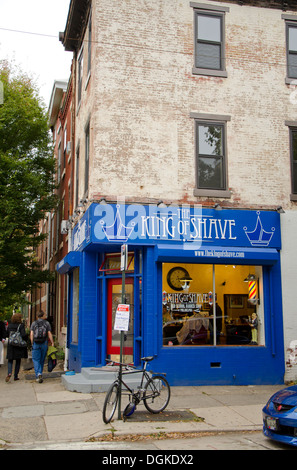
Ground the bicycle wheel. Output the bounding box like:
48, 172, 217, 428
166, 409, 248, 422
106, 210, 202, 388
102, 382, 119, 423
143, 375, 170, 414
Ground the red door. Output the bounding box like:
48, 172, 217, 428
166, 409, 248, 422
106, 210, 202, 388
107, 278, 134, 357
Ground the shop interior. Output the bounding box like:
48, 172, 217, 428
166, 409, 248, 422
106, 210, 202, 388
162, 263, 263, 346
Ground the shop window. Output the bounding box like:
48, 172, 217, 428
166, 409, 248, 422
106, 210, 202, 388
162, 263, 264, 347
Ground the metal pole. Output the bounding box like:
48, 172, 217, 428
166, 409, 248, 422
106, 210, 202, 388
118, 249, 126, 420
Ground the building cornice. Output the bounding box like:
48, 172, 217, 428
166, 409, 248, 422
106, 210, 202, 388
59, 0, 91, 52
208, 0, 297, 11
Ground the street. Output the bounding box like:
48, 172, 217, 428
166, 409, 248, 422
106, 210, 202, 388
5, 431, 295, 451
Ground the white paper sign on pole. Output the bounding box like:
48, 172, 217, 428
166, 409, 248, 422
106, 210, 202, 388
114, 304, 130, 331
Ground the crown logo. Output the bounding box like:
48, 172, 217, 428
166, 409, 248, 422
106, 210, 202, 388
244, 211, 275, 247
100, 205, 134, 242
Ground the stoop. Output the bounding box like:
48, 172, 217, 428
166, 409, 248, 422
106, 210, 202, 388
61, 366, 146, 393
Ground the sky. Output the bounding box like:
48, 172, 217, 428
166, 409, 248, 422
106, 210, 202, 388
0, 0, 73, 106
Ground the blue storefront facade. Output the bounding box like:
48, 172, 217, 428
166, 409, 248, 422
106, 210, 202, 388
57, 202, 285, 386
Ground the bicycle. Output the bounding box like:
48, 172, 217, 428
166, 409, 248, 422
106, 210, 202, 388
102, 356, 171, 424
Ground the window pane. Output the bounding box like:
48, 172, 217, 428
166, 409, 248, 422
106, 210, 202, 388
289, 26, 297, 52
293, 163, 297, 193
292, 131, 297, 160
288, 53, 297, 78
198, 156, 224, 189
198, 15, 221, 42
198, 125, 223, 155
292, 131, 297, 193
196, 43, 221, 70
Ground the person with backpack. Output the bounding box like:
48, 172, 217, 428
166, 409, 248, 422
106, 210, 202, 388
30, 311, 54, 383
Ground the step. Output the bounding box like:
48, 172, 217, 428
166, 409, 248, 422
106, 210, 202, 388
62, 367, 150, 393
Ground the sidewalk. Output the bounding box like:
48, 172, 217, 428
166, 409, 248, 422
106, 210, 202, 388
0, 356, 283, 449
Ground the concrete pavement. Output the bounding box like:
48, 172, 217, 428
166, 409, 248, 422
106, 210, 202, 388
0, 355, 284, 450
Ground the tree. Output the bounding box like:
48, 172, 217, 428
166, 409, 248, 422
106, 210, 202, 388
0, 61, 57, 311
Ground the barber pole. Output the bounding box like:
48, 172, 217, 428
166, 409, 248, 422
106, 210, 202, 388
248, 280, 258, 304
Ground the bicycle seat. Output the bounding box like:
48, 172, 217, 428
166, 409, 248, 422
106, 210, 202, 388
141, 356, 154, 362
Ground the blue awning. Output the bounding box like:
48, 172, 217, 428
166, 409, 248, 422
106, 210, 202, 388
56, 251, 82, 274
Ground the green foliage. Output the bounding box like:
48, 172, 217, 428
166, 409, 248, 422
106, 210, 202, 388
0, 61, 57, 309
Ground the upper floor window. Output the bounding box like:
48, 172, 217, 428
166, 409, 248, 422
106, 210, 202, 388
290, 127, 297, 197
87, 11, 92, 76
84, 122, 90, 196
287, 22, 297, 79
191, 2, 228, 78
285, 121, 297, 201
282, 14, 297, 82
191, 112, 231, 198
77, 48, 83, 105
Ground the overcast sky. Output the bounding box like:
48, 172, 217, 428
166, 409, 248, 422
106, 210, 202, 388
0, 0, 73, 106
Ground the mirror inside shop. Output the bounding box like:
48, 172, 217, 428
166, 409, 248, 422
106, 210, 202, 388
162, 263, 264, 347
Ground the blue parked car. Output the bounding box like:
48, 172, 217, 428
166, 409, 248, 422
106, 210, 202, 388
262, 385, 297, 447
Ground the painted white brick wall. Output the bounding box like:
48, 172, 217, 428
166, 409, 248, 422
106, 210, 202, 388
75, 0, 297, 381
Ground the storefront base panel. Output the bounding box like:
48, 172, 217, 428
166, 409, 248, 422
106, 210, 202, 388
68, 345, 81, 373
150, 348, 285, 387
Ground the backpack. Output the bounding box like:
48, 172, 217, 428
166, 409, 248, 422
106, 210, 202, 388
32, 319, 48, 343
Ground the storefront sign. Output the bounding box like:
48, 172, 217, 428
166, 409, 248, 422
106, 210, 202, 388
72, 203, 281, 251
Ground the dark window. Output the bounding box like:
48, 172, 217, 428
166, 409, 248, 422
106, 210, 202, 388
287, 23, 297, 79
78, 49, 83, 104
290, 128, 297, 194
75, 145, 79, 209
87, 12, 92, 75
84, 123, 90, 195
196, 122, 226, 190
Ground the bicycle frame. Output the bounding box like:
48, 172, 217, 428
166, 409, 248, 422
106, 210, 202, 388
102, 357, 170, 423
108, 359, 155, 402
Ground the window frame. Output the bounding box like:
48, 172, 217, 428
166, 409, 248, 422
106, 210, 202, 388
287, 21, 297, 80
84, 120, 90, 197
282, 14, 297, 83
191, 2, 228, 78
290, 126, 297, 199
77, 47, 84, 106
191, 112, 231, 198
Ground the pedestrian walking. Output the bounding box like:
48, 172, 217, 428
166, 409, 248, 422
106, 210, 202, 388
6, 313, 28, 382
0, 320, 7, 366
30, 311, 54, 383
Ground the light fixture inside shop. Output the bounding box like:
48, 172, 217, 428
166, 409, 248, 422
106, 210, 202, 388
180, 276, 193, 290
243, 273, 257, 282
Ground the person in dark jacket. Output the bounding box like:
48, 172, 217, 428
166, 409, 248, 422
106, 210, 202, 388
6, 313, 28, 382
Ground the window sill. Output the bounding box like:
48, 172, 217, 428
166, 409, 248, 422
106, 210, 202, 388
286, 76, 297, 85
290, 193, 297, 201
193, 188, 231, 198
192, 67, 228, 78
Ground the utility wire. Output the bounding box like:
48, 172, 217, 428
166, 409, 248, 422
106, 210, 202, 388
0, 25, 291, 69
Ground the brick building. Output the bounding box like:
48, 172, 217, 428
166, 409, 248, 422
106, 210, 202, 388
30, 77, 74, 345
53, 0, 297, 385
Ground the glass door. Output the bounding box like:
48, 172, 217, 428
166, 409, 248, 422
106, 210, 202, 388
107, 278, 134, 359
